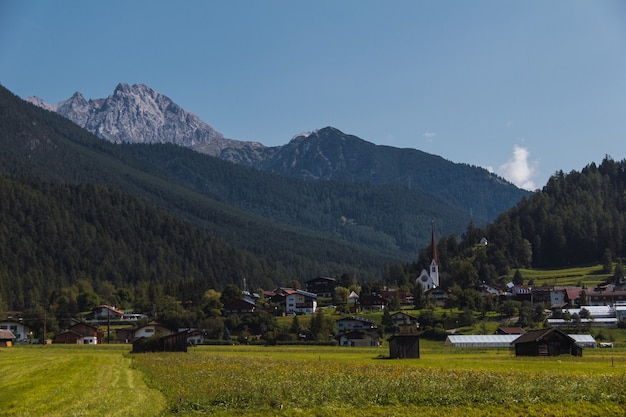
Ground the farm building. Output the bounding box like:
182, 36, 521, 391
388, 334, 420, 358
54, 322, 102, 344
0, 319, 31, 342
569, 334, 597, 348
0, 329, 16, 347
511, 328, 583, 357
445, 335, 518, 349
132, 330, 190, 353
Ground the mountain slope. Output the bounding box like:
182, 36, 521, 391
240, 127, 528, 221
1, 85, 401, 274
27, 84, 529, 221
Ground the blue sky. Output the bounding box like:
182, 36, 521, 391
1, 0, 625, 190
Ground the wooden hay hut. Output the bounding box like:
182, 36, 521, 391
388, 334, 420, 359
511, 328, 583, 357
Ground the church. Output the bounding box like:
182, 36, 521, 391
416, 221, 439, 291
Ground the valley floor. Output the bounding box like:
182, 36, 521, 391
2, 342, 624, 416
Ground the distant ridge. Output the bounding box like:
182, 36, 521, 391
26, 83, 530, 221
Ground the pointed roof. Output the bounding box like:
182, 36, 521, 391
431, 220, 438, 264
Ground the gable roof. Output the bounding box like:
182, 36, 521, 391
390, 311, 419, 320
496, 326, 526, 335
336, 316, 376, 325
511, 328, 575, 345
94, 305, 125, 315
305, 276, 336, 284
0, 329, 16, 340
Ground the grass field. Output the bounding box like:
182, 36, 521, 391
514, 264, 610, 287
0, 344, 166, 417
2, 341, 625, 417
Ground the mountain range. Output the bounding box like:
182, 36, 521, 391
26, 83, 529, 222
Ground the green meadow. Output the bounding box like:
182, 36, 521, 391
1, 342, 625, 417
514, 264, 610, 287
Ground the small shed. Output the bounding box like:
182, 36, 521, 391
0, 329, 16, 347
388, 334, 420, 359
511, 328, 583, 357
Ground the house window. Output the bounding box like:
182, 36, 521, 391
145, 329, 154, 333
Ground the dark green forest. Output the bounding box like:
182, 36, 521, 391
399, 157, 626, 291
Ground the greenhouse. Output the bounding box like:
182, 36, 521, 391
445, 334, 597, 349
445, 335, 518, 348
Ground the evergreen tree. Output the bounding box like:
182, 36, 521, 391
602, 248, 614, 273
614, 259, 624, 284
413, 282, 426, 310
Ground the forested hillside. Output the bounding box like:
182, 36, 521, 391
396, 157, 626, 294
484, 157, 626, 269
0, 84, 477, 265
0, 174, 284, 312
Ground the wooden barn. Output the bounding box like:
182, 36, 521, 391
511, 328, 583, 357
388, 334, 420, 359
132, 330, 189, 353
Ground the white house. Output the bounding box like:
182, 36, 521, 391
134, 321, 174, 339
285, 290, 317, 315
0, 319, 31, 342
336, 316, 376, 333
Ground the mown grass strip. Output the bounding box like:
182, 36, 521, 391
0, 345, 166, 417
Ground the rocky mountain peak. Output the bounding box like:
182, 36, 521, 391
28, 83, 266, 156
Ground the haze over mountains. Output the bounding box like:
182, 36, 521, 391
26, 83, 529, 222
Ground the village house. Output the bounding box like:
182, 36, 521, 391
336, 316, 380, 347
265, 288, 317, 315
133, 321, 174, 339
223, 298, 256, 315
54, 322, 102, 344
496, 326, 526, 335
0, 319, 31, 342
358, 294, 389, 311
381, 288, 413, 306
336, 316, 377, 333
285, 290, 317, 315
337, 330, 381, 347
586, 285, 626, 306
304, 276, 337, 298
92, 305, 124, 320
390, 311, 419, 328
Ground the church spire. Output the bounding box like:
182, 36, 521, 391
431, 219, 438, 265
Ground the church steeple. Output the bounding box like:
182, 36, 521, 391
431, 219, 438, 265
430, 220, 439, 287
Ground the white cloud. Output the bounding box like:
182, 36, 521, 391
497, 144, 538, 191
505, 120, 513, 128
422, 132, 436, 142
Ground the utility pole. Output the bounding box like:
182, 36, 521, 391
107, 308, 111, 344
42, 312, 46, 345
